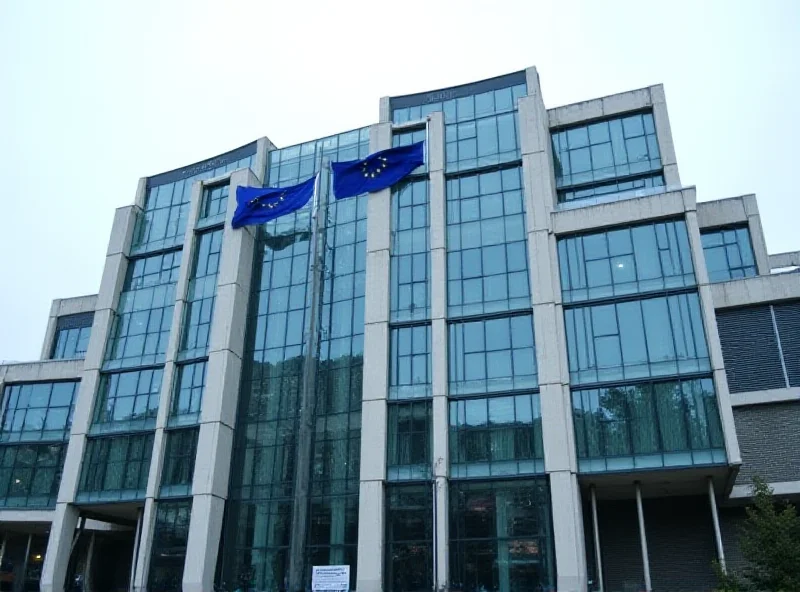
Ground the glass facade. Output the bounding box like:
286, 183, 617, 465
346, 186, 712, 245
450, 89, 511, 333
1, 381, 78, 443
169, 361, 206, 427
160, 428, 198, 498
385, 484, 433, 592
132, 146, 255, 255
572, 377, 726, 472
77, 432, 154, 502
448, 315, 537, 395
179, 229, 222, 360
389, 325, 431, 400
449, 479, 555, 591
105, 251, 182, 370
449, 393, 543, 478
50, 312, 93, 359
552, 112, 663, 203
387, 400, 431, 481
222, 129, 369, 591
558, 220, 695, 303
390, 179, 430, 322
199, 182, 230, 227
0, 443, 66, 508
700, 226, 757, 282
148, 500, 192, 592
91, 368, 162, 434
564, 293, 710, 385
446, 168, 529, 317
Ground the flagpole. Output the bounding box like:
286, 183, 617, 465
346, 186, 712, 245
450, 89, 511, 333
288, 158, 327, 592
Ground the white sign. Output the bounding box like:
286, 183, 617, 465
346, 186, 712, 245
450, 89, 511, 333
312, 565, 350, 591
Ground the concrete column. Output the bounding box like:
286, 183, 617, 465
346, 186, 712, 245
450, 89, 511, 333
684, 206, 742, 466
379, 97, 391, 124
708, 477, 726, 573
635, 483, 652, 592
521, 67, 588, 592
40, 299, 61, 360
182, 168, 258, 592
650, 84, 681, 189
41, 201, 139, 592
590, 486, 604, 592
354, 122, 392, 592
742, 194, 771, 275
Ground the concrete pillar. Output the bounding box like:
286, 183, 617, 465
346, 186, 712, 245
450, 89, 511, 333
742, 194, 771, 275
182, 167, 259, 592
635, 483, 652, 592
520, 66, 588, 592
708, 477, 726, 573
684, 204, 742, 466
40, 299, 61, 360
355, 122, 392, 592
41, 200, 139, 592
650, 84, 681, 189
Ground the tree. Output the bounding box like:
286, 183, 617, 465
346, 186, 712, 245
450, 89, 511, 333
715, 477, 800, 592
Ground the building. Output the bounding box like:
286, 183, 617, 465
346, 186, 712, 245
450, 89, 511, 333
0, 67, 798, 592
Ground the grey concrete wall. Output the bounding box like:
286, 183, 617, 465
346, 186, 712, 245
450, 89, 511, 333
711, 273, 800, 309
770, 250, 800, 270
40, 294, 98, 361
733, 402, 800, 486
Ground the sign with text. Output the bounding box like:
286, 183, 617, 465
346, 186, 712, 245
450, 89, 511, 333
312, 565, 350, 591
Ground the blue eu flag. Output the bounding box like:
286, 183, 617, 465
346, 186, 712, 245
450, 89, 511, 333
231, 175, 317, 228
332, 141, 424, 200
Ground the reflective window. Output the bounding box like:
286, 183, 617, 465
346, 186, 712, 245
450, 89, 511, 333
133, 153, 254, 254
199, 183, 229, 227
169, 361, 206, 427
572, 377, 726, 472
565, 293, 710, 385
92, 369, 162, 434
392, 83, 526, 126
77, 433, 154, 503
148, 500, 192, 592
1, 382, 78, 443
449, 315, 537, 395
449, 479, 555, 592
51, 312, 93, 360
558, 173, 665, 204
385, 484, 433, 592
393, 128, 427, 175
701, 226, 757, 282
552, 112, 662, 203
105, 251, 182, 370
558, 220, 695, 303
449, 394, 543, 478
160, 428, 198, 498
387, 400, 431, 481
391, 179, 430, 322
389, 325, 432, 400
179, 229, 222, 360
447, 168, 530, 317
0, 443, 65, 508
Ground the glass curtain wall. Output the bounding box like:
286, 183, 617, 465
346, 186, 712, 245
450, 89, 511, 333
50, 312, 94, 359
558, 220, 727, 473
700, 226, 757, 282
221, 128, 369, 592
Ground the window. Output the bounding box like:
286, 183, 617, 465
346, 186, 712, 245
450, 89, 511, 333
448, 315, 537, 395
160, 428, 198, 498
558, 220, 695, 303
449, 479, 555, 592
0, 382, 78, 442
387, 401, 431, 481
391, 179, 430, 322
389, 325, 431, 399
701, 226, 757, 282
92, 369, 163, 434
393, 128, 427, 175
392, 83, 526, 126
552, 112, 662, 203
51, 312, 93, 359
148, 500, 192, 592
132, 151, 254, 254
449, 394, 543, 478
169, 361, 206, 427
572, 377, 726, 472
104, 251, 182, 370
306, 494, 359, 590
447, 168, 530, 317
179, 229, 222, 360
385, 484, 433, 592
77, 433, 154, 503
717, 302, 800, 392
558, 174, 665, 204
199, 183, 229, 226
0, 443, 66, 508
565, 293, 710, 385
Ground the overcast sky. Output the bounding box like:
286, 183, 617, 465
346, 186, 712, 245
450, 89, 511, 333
0, 0, 798, 362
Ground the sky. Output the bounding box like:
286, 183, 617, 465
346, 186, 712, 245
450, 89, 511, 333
0, 0, 798, 362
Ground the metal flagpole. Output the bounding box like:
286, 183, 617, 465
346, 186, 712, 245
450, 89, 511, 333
288, 162, 327, 592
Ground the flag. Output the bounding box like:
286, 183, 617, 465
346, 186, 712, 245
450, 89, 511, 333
231, 175, 317, 228
331, 141, 424, 200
